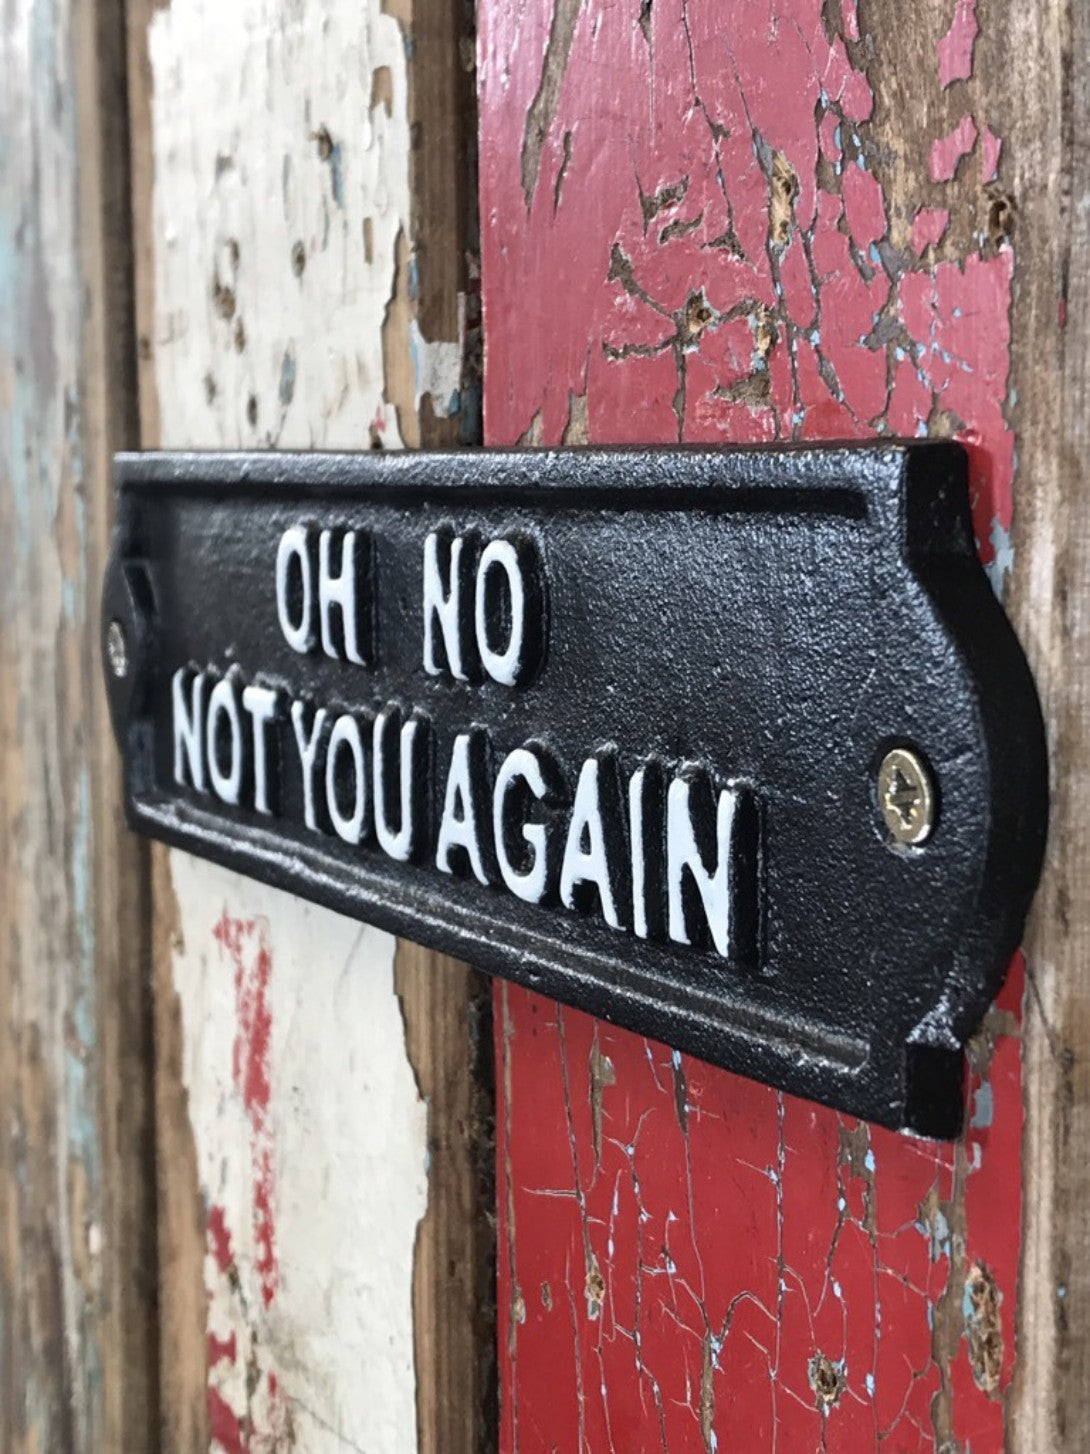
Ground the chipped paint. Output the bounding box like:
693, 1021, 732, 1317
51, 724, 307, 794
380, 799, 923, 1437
409, 305, 466, 419
492, 971, 1024, 1449
482, 5, 1018, 582
981, 125, 1003, 183
913, 206, 951, 254
938, 0, 979, 89
147, 3, 438, 1447
171, 857, 427, 1452
930, 114, 979, 183
480, 0, 1025, 1445
148, 0, 461, 451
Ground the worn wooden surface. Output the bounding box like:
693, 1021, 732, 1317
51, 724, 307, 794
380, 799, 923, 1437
1006, 0, 1090, 1441
479, 0, 1086, 1447
0, 0, 157, 1449
4, 0, 1085, 1445
396, 944, 497, 1454
124, 0, 490, 1448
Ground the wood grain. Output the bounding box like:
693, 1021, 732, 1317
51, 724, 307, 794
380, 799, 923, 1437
0, 0, 156, 1448
396, 6, 493, 1449
396, 946, 497, 1454
406, 0, 481, 449
1003, 0, 1090, 1443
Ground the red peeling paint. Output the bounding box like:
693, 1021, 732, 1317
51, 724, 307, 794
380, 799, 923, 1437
981, 125, 1002, 182
930, 114, 979, 183
937, 0, 979, 88
912, 206, 950, 254
494, 976, 1023, 1452
898, 250, 1015, 555
480, 0, 1023, 1447
208, 1330, 238, 1367
214, 910, 279, 1307
208, 1387, 245, 1454
204, 914, 288, 1453
207, 1201, 234, 1276
842, 163, 886, 251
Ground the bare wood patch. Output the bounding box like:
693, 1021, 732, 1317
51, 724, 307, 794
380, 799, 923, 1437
396, 945, 497, 1454
520, 0, 583, 209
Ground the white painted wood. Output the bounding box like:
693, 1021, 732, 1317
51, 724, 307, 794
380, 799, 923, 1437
171, 856, 426, 1452
146, 1, 431, 1447
148, 0, 413, 451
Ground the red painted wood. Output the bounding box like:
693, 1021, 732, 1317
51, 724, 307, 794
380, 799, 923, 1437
480, 0, 1023, 1447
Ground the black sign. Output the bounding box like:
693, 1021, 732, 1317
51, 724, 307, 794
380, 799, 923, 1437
102, 443, 1047, 1137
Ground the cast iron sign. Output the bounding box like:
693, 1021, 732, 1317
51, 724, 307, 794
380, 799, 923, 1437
101, 443, 1047, 1137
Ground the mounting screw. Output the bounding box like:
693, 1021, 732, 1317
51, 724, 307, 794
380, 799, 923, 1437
106, 619, 129, 679
877, 747, 936, 847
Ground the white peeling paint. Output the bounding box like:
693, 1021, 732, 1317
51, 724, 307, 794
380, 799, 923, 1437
148, 2, 435, 1448
985, 515, 1014, 599
411, 305, 465, 419
149, 0, 412, 449
172, 856, 427, 1452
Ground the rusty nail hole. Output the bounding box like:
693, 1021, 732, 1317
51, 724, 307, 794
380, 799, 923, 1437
312, 124, 334, 162
682, 289, 714, 343
987, 191, 1015, 246
291, 241, 306, 277
808, 1352, 844, 1408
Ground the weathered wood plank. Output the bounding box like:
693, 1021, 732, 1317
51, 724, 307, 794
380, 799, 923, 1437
125, 0, 490, 1447
478, 0, 1083, 1446
396, 945, 496, 1454
1005, 0, 1090, 1441
0, 0, 157, 1448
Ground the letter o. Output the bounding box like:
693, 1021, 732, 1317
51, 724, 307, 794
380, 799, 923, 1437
325, 714, 367, 844
475, 538, 525, 687
276, 526, 315, 653
206, 678, 243, 805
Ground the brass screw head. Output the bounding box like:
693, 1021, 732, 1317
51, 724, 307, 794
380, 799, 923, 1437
106, 619, 129, 679
878, 747, 935, 847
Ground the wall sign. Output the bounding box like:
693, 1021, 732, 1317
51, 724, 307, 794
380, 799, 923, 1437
101, 443, 1047, 1136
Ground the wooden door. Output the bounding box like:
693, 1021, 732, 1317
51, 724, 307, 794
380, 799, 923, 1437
2, 0, 1088, 1450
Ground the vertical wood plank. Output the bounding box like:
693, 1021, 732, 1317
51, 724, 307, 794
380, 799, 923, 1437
125, 0, 490, 1448
0, 0, 157, 1449
477, 0, 1082, 1446
1005, 0, 1090, 1440
396, 945, 497, 1454
405, 0, 481, 451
